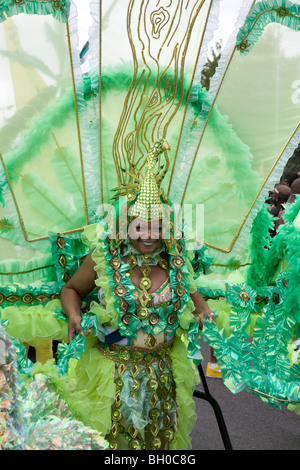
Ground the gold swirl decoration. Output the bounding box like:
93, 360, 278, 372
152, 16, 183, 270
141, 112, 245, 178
150, 6, 170, 39
112, 0, 207, 188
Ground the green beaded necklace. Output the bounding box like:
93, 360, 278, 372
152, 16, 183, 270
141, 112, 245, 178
104, 238, 190, 347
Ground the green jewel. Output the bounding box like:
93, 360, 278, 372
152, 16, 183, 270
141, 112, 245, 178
115, 378, 124, 388
149, 408, 160, 420
109, 441, 118, 450
157, 349, 166, 357
276, 6, 290, 17
127, 191, 136, 202
53, 0, 62, 10
163, 429, 174, 441
132, 350, 143, 362
112, 409, 122, 421
161, 400, 171, 412
132, 378, 140, 391
21, 293, 34, 304
129, 439, 141, 450
144, 353, 154, 363
119, 349, 130, 360
150, 437, 161, 450
137, 307, 150, 319
239, 290, 250, 302
172, 256, 184, 268
237, 39, 251, 53
114, 285, 127, 297
122, 313, 132, 325
175, 285, 185, 297
110, 258, 122, 269
147, 379, 158, 391
159, 373, 168, 385
139, 277, 152, 290
149, 313, 160, 325
167, 313, 177, 325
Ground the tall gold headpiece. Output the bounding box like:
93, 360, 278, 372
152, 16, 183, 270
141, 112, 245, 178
129, 140, 170, 220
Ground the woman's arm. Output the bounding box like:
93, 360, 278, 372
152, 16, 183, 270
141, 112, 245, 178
61, 252, 97, 341
190, 290, 215, 327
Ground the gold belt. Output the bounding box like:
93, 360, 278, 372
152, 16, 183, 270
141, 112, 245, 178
95, 337, 175, 366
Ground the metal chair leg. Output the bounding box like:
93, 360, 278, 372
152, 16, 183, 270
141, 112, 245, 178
193, 363, 233, 450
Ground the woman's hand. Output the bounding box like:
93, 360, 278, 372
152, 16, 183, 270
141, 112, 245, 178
190, 291, 216, 329
206, 311, 216, 323
60, 252, 97, 343
198, 311, 216, 330
68, 313, 84, 342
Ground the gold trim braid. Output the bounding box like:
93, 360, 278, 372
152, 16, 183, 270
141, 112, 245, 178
95, 336, 175, 365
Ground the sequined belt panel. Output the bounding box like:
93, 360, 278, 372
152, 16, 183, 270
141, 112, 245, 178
95, 339, 177, 450
95, 337, 175, 365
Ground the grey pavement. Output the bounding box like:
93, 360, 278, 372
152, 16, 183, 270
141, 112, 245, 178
191, 341, 300, 450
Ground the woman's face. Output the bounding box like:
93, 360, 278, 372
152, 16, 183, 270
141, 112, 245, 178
128, 218, 163, 254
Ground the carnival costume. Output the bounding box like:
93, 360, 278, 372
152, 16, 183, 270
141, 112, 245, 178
56, 139, 207, 450
1, 0, 300, 451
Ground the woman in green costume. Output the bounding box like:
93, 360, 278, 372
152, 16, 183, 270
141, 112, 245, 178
60, 140, 215, 450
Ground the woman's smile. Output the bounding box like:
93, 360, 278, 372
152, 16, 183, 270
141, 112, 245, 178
128, 218, 164, 253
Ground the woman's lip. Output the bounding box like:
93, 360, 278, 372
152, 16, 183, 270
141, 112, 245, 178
139, 240, 158, 246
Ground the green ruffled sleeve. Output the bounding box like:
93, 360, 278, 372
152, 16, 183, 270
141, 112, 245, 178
0, 299, 68, 347
186, 254, 197, 294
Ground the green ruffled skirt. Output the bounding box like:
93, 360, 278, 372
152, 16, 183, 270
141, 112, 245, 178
62, 332, 200, 450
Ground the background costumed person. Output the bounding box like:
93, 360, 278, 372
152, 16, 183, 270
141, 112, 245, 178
60, 139, 216, 450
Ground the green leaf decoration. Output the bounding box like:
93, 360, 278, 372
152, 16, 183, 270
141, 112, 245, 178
0, 50, 58, 80
50, 135, 83, 200
20, 171, 74, 225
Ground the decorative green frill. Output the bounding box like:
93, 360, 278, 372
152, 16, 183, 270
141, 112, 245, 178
202, 275, 300, 409
236, 0, 300, 55
0, 0, 70, 24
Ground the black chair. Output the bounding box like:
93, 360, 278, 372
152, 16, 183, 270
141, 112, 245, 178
193, 363, 233, 450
